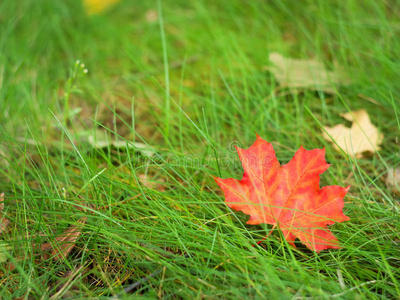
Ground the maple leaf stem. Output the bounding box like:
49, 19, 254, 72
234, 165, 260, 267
256, 224, 277, 245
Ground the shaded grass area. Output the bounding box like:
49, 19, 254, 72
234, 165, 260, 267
1, 0, 400, 298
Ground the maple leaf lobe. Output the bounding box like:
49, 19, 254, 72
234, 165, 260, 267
215, 135, 350, 252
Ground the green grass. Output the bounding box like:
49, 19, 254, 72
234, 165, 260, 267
1, 0, 400, 298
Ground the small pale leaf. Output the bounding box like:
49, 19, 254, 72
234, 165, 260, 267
268, 52, 350, 93
323, 110, 383, 157
386, 167, 400, 193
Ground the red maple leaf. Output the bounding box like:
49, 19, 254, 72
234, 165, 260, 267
215, 135, 350, 252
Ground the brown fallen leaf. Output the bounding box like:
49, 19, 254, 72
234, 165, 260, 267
138, 173, 166, 191
267, 52, 350, 93
41, 217, 87, 260
88, 129, 155, 157
322, 109, 383, 157
386, 167, 400, 194
146, 10, 158, 23
0, 193, 9, 235
83, 0, 120, 15
50, 265, 86, 300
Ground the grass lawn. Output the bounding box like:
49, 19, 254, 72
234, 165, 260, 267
1, 0, 400, 298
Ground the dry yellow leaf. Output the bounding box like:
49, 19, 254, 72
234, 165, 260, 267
268, 52, 350, 93
88, 129, 155, 156
323, 109, 383, 157
145, 10, 158, 23
386, 167, 400, 194
84, 0, 120, 15
138, 173, 166, 191
0, 193, 9, 235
